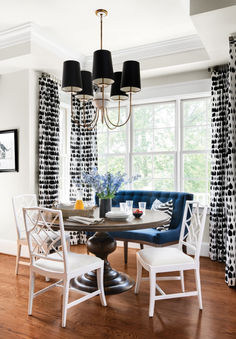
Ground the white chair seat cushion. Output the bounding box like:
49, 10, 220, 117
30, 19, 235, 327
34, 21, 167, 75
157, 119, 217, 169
35, 251, 102, 273
138, 247, 194, 267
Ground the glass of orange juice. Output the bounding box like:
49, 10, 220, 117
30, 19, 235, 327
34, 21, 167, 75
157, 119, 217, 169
74, 190, 84, 210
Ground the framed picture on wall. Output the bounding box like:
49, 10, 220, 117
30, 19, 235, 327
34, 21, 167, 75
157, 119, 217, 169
0, 129, 18, 172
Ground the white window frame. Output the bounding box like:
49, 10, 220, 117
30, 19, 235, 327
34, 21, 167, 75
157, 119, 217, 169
59, 102, 71, 203
179, 96, 211, 204
129, 100, 177, 190
97, 92, 211, 201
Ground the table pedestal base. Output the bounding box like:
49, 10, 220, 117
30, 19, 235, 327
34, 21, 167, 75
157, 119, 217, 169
71, 232, 134, 295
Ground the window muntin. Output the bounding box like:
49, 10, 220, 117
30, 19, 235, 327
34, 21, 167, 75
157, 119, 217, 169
181, 97, 211, 204
97, 96, 211, 204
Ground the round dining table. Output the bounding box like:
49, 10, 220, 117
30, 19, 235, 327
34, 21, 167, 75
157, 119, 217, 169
57, 208, 169, 295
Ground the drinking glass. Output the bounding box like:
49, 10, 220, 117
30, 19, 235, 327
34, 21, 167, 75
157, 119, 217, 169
120, 202, 127, 213
138, 202, 146, 215
126, 200, 133, 214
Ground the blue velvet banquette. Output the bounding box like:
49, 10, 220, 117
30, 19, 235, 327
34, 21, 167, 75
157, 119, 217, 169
95, 190, 193, 264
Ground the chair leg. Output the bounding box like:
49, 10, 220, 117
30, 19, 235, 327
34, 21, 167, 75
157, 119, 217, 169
28, 271, 35, 315
62, 279, 70, 328
134, 257, 142, 294
97, 266, 107, 307
15, 243, 21, 275
149, 271, 156, 317
194, 268, 203, 310
180, 270, 185, 292
66, 237, 70, 251
124, 241, 128, 264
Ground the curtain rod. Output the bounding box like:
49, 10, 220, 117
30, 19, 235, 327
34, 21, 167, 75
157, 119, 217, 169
208, 35, 236, 72
229, 35, 236, 42
208, 64, 229, 73
40, 72, 61, 85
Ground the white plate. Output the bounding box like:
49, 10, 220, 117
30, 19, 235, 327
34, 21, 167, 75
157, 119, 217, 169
105, 212, 129, 218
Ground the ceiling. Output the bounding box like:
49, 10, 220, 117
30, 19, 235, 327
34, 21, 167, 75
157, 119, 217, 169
0, 0, 236, 82
0, 0, 195, 55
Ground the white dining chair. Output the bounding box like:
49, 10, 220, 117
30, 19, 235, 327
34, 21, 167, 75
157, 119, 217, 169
134, 200, 207, 317
23, 207, 107, 327
12, 194, 37, 274
12, 194, 70, 275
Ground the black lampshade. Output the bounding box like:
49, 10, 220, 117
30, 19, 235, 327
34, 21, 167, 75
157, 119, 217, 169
75, 71, 93, 101
120, 60, 141, 93
92, 49, 114, 87
110, 72, 128, 101
62, 60, 83, 93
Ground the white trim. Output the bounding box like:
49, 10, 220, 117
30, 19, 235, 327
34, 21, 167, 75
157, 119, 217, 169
187, 242, 209, 257
0, 23, 204, 72
0, 239, 209, 258
0, 22, 85, 62
0, 239, 29, 258
116, 240, 209, 257
133, 80, 211, 104
0, 22, 31, 49
85, 35, 204, 69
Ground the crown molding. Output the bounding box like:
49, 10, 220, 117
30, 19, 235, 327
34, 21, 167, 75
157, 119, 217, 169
0, 22, 85, 63
0, 23, 206, 76
0, 22, 32, 49
85, 34, 205, 70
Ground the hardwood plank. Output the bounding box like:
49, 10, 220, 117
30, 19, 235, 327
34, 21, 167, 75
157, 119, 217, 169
0, 246, 235, 339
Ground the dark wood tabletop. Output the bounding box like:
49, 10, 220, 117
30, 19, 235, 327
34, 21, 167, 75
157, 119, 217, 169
59, 208, 169, 232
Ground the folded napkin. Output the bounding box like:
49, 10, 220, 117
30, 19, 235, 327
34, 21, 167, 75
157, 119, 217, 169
67, 216, 104, 225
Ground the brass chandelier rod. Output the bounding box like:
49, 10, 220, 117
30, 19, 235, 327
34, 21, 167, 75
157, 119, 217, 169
100, 13, 103, 49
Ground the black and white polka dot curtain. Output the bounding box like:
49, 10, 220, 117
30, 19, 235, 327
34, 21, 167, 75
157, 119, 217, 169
69, 96, 98, 245
38, 75, 60, 207
209, 40, 236, 287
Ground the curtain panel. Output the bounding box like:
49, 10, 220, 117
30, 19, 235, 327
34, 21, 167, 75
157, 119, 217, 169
38, 75, 60, 207
69, 97, 98, 245
209, 40, 236, 287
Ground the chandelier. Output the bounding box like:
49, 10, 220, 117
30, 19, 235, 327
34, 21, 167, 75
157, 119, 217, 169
61, 9, 141, 130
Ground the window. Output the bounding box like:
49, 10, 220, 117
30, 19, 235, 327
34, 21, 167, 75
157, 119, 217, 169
58, 103, 71, 202
97, 107, 129, 175
181, 98, 211, 204
97, 95, 211, 204
132, 102, 176, 191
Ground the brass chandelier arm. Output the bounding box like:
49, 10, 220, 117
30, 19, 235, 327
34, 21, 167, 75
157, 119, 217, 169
105, 100, 121, 127
72, 108, 99, 130
105, 93, 132, 128
82, 102, 98, 126
71, 94, 99, 129
82, 109, 100, 130
103, 109, 119, 130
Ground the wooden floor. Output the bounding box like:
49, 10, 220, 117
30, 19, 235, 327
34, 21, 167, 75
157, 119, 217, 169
0, 246, 235, 339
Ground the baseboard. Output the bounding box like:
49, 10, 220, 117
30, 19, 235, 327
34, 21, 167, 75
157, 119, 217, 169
0, 238, 209, 258
187, 242, 209, 257
0, 239, 29, 258
117, 240, 209, 257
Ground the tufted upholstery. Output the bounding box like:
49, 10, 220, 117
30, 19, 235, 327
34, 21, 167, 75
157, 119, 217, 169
95, 190, 193, 247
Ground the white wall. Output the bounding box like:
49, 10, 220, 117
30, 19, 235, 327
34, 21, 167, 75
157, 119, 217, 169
0, 68, 211, 257
0, 70, 38, 254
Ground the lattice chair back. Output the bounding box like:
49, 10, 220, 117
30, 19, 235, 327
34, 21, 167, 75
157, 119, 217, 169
13, 194, 37, 240
23, 207, 68, 272
178, 201, 207, 260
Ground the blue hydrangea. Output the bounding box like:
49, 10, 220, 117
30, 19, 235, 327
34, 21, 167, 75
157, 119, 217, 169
81, 168, 140, 199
